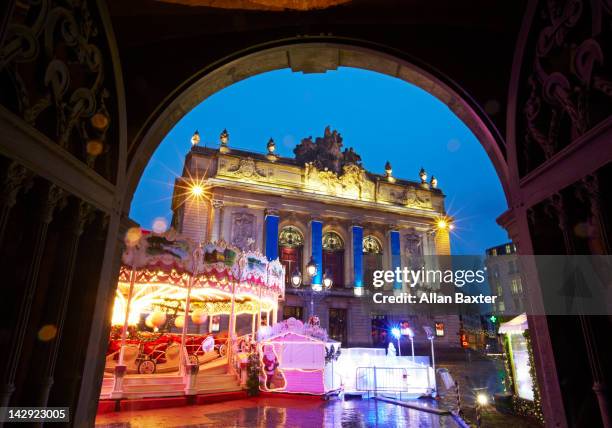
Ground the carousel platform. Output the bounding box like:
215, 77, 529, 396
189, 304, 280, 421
100, 357, 242, 400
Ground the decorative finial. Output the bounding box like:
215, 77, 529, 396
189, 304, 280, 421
266, 137, 278, 162
219, 129, 230, 153
191, 130, 200, 146
419, 167, 427, 184
385, 161, 395, 182
430, 175, 438, 189
267, 138, 276, 154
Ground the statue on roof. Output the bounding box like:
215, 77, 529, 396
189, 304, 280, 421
293, 126, 362, 175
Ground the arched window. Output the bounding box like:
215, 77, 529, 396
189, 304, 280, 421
363, 235, 383, 288
322, 231, 344, 287
278, 226, 304, 286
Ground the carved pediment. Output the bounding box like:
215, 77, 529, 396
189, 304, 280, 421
219, 157, 269, 181
304, 163, 375, 201
378, 182, 432, 209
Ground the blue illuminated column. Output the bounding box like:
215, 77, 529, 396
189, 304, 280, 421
390, 229, 402, 290
264, 209, 279, 261
310, 219, 323, 286
352, 225, 363, 289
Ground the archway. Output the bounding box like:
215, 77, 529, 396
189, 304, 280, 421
102, 39, 520, 424
122, 40, 511, 214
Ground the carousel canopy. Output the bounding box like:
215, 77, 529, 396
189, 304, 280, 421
115, 229, 285, 321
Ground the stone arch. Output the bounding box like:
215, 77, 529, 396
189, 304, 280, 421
123, 40, 511, 214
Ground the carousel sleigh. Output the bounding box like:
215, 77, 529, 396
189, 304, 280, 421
105, 333, 227, 375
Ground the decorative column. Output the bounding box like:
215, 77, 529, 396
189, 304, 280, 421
310, 219, 323, 286
264, 209, 279, 261
35, 201, 95, 408
389, 228, 402, 290
1, 183, 66, 407
0, 162, 32, 248
210, 199, 224, 242
547, 193, 611, 428
351, 225, 364, 289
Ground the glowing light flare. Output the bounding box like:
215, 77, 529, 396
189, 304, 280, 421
476, 393, 489, 406
391, 327, 401, 339
433, 215, 455, 233
38, 325, 58, 342
124, 227, 142, 247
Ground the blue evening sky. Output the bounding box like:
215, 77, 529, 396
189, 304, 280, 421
130, 68, 508, 255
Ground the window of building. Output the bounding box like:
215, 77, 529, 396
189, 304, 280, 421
505, 244, 512, 254
278, 226, 304, 286
363, 235, 383, 288
283, 305, 303, 321
498, 301, 505, 312
511, 279, 520, 295
323, 231, 344, 287
491, 248, 497, 256
508, 260, 515, 274
435, 322, 445, 337
328, 308, 347, 346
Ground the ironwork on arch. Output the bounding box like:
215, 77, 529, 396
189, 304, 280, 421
279, 226, 304, 248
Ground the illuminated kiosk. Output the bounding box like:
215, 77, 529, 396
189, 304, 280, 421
258, 317, 342, 395
498, 313, 539, 415
102, 229, 284, 399
257, 318, 435, 397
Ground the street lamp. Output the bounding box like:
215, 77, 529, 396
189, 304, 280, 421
423, 326, 437, 397
406, 327, 415, 362
391, 328, 401, 356
291, 269, 302, 288
474, 388, 489, 427
306, 256, 317, 278
322, 270, 333, 290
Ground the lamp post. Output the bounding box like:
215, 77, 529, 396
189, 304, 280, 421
306, 257, 318, 315
423, 326, 437, 396
406, 327, 415, 362
474, 388, 489, 427
391, 328, 401, 356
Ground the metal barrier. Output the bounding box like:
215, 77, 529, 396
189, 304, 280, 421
355, 366, 433, 398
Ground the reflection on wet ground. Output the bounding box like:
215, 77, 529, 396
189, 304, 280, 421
95, 396, 458, 428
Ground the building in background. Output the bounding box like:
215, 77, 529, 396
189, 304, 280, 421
485, 242, 525, 319
171, 127, 461, 348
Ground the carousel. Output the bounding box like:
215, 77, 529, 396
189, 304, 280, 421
104, 228, 284, 381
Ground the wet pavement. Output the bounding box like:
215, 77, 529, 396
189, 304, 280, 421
95, 396, 458, 427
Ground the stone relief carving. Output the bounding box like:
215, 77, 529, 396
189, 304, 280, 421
230, 212, 256, 250
378, 183, 432, 209
404, 230, 423, 270
305, 162, 375, 200
294, 126, 362, 174
220, 157, 269, 181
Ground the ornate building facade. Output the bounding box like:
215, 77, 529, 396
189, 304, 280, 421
171, 128, 460, 347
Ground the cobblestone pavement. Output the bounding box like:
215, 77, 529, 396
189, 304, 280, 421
95, 395, 458, 427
